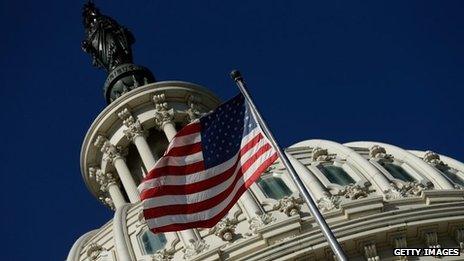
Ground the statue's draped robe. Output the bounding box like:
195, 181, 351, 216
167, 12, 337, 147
85, 16, 134, 71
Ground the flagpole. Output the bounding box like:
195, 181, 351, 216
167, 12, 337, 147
230, 70, 348, 261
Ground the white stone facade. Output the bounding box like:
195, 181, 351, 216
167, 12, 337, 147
68, 81, 464, 261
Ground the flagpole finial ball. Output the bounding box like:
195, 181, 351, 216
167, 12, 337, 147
230, 70, 243, 82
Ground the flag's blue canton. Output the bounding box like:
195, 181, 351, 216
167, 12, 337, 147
200, 94, 258, 168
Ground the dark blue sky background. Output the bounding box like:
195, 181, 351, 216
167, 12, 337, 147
1, 1, 463, 260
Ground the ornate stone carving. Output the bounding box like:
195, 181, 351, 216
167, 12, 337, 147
209, 218, 238, 242
185, 94, 205, 122
89, 167, 117, 209
369, 145, 392, 159
312, 147, 335, 162
273, 196, 304, 216
396, 181, 428, 197
422, 150, 445, 166
89, 167, 118, 192
182, 239, 209, 259
317, 195, 341, 212
153, 93, 175, 128
86, 242, 105, 261
455, 228, 464, 252
248, 213, 275, 233
151, 249, 175, 261
383, 187, 404, 200
423, 231, 440, 248
363, 242, 380, 261
338, 184, 372, 200
117, 108, 144, 140
94, 135, 124, 164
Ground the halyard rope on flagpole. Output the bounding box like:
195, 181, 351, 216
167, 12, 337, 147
230, 69, 348, 261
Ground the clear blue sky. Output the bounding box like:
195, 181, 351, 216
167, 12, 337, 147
1, 1, 463, 260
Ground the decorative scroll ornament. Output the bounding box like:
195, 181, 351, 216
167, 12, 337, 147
369, 145, 392, 160
248, 213, 275, 233
86, 242, 105, 261
153, 93, 175, 128
151, 249, 175, 261
209, 218, 238, 242
89, 167, 118, 209
338, 184, 372, 200
185, 94, 205, 122
397, 181, 430, 197
363, 242, 380, 261
89, 167, 118, 192
317, 195, 341, 212
117, 108, 144, 140
272, 196, 304, 216
312, 147, 335, 162
94, 135, 125, 164
422, 150, 446, 166
182, 239, 209, 259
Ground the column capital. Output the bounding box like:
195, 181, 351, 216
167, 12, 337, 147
153, 93, 175, 128
94, 135, 125, 164
117, 108, 145, 141
89, 167, 119, 192
185, 94, 205, 122
89, 166, 123, 209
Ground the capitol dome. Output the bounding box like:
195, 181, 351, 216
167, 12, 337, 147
67, 80, 464, 261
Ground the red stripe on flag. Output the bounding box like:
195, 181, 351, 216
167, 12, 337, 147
240, 133, 263, 155
165, 142, 202, 157
147, 153, 278, 233
145, 161, 205, 180
174, 122, 201, 137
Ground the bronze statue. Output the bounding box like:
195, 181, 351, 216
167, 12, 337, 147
82, 1, 155, 104
82, 2, 134, 71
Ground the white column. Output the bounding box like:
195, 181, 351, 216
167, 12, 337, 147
108, 183, 126, 208
118, 108, 158, 172
113, 158, 140, 203
133, 136, 157, 170
162, 122, 177, 141
95, 135, 140, 203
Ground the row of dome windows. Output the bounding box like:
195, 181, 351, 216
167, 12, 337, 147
135, 156, 464, 256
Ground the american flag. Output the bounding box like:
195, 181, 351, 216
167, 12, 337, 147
139, 94, 278, 233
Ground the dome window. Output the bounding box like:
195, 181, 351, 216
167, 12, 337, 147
138, 230, 167, 255
319, 165, 355, 186
258, 176, 292, 200
437, 167, 464, 187
380, 162, 416, 182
